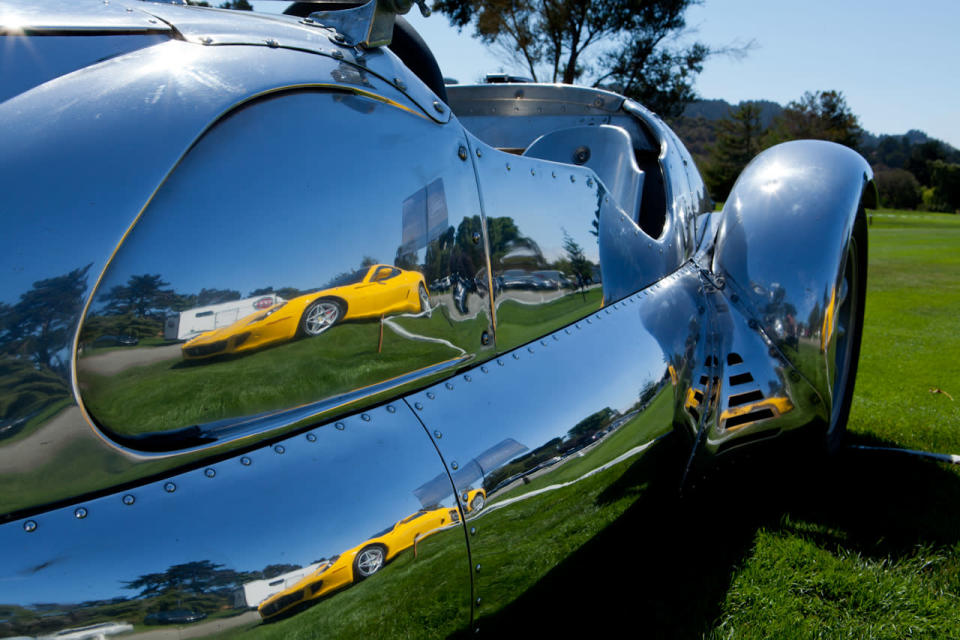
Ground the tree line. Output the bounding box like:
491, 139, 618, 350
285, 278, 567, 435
672, 91, 960, 212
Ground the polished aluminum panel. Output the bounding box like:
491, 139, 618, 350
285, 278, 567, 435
0, 0, 172, 32
0, 403, 471, 638
0, 29, 454, 516
448, 84, 654, 153
137, 1, 451, 123
0, 34, 170, 104
407, 263, 705, 629
77, 90, 492, 447
711, 140, 873, 411
467, 135, 609, 352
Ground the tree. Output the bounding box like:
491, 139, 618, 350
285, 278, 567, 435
766, 90, 863, 150
433, 0, 717, 117
874, 167, 921, 210
561, 228, 593, 286
928, 160, 960, 213
218, 0, 252, 9
704, 102, 764, 202
0, 265, 91, 372
101, 274, 174, 319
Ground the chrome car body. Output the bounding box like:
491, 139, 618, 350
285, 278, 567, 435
0, 1, 874, 637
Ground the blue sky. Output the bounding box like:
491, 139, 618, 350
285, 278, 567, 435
398, 1, 960, 148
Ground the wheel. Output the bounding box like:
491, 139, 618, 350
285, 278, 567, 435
469, 492, 485, 512
353, 544, 386, 579
300, 298, 342, 337
418, 283, 430, 313
824, 210, 867, 454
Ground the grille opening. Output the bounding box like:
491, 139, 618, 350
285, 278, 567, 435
725, 408, 775, 430
729, 372, 754, 386
692, 390, 704, 403
309, 581, 325, 595
699, 375, 709, 385
727, 353, 743, 365
728, 389, 764, 407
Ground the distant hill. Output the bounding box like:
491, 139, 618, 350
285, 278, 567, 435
671, 98, 959, 163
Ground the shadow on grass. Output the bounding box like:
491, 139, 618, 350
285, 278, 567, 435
466, 431, 960, 637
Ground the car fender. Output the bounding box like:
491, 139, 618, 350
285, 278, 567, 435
711, 140, 876, 409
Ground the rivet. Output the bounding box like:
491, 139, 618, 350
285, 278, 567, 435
205, 468, 216, 478
414, 402, 424, 410
336, 422, 346, 430
570, 175, 576, 183
393, 77, 407, 90
306, 433, 318, 442
551, 171, 557, 178
464, 374, 472, 382
427, 392, 436, 400
481, 366, 489, 373
565, 328, 571, 334
23, 520, 37, 533
265, 38, 278, 48
470, 527, 476, 535
458, 145, 468, 161
480, 331, 491, 346
434, 430, 443, 439
476, 148, 483, 158
451, 461, 459, 470
606, 309, 612, 315
475, 564, 481, 572
512, 353, 520, 360
506, 163, 511, 171
587, 178, 594, 187
472, 231, 482, 245
332, 50, 344, 59
445, 382, 454, 390
530, 168, 536, 176
201, 36, 213, 45
74, 507, 88, 520
333, 33, 345, 43
361, 413, 371, 422
386, 405, 396, 413
497, 359, 504, 366
122, 494, 135, 506
164, 482, 176, 493
586, 318, 593, 324
553, 334, 560, 340
527, 346, 534, 353
241, 456, 252, 466
274, 445, 286, 454
433, 100, 444, 113
576, 324, 582, 329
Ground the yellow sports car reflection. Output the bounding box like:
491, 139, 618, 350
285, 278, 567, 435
258, 506, 460, 619
182, 265, 428, 359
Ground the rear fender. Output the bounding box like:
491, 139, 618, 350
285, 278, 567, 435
711, 140, 875, 412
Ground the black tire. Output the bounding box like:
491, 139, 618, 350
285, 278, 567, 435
418, 283, 429, 313
823, 209, 867, 454
299, 298, 342, 337
469, 492, 485, 512
353, 544, 386, 579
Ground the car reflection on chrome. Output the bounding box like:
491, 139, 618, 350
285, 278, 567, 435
182, 265, 428, 359
257, 506, 460, 620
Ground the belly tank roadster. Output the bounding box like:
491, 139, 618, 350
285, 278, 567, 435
0, 1, 874, 636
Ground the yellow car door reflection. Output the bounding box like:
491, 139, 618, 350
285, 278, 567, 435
257, 506, 460, 620
182, 265, 428, 360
